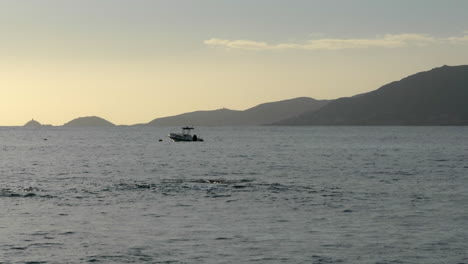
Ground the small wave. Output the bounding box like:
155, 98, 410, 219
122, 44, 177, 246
0, 185, 57, 199
184, 178, 255, 185
10, 246, 27, 250
205, 194, 232, 198
59, 231, 76, 235
4, 178, 322, 204
433, 159, 449, 162
104, 179, 318, 197
215, 237, 233, 240
0, 188, 55, 199
0, 189, 34, 198
311, 255, 344, 264
85, 247, 155, 263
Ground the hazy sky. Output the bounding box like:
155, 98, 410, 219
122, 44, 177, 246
1, 0, 468, 125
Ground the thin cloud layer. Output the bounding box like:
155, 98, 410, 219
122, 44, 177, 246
448, 35, 468, 44
204, 33, 468, 51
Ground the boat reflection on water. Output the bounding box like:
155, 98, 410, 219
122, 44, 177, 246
168, 127, 204, 142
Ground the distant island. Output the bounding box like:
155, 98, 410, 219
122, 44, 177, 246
63, 116, 116, 127
24, 119, 42, 127
18, 65, 468, 127
23, 119, 53, 127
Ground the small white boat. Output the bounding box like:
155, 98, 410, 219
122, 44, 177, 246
168, 127, 204, 142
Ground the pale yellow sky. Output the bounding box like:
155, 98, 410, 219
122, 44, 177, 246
1, 1, 468, 126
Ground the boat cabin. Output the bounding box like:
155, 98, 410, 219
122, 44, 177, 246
181, 126, 194, 135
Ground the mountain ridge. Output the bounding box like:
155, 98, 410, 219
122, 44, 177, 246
146, 97, 329, 126
14, 65, 468, 127
275, 65, 468, 125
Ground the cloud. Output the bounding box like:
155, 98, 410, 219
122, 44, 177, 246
204, 38, 270, 50
204, 33, 467, 51
303, 34, 436, 50
447, 34, 468, 44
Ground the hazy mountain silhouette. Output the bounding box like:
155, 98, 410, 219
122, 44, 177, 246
64, 116, 116, 127
24, 119, 42, 127
146, 97, 329, 126
276, 65, 468, 125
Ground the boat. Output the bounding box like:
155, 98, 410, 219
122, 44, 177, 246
168, 127, 204, 142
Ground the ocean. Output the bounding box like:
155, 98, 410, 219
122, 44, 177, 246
1, 126, 467, 264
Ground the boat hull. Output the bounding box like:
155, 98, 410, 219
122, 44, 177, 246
168, 133, 204, 142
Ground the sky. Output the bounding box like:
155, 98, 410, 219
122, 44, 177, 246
1, 0, 468, 126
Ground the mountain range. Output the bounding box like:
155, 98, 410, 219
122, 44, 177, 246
146, 97, 329, 126
276, 65, 468, 125
21, 65, 468, 127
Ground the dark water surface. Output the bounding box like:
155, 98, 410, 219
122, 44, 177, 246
1, 126, 467, 263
